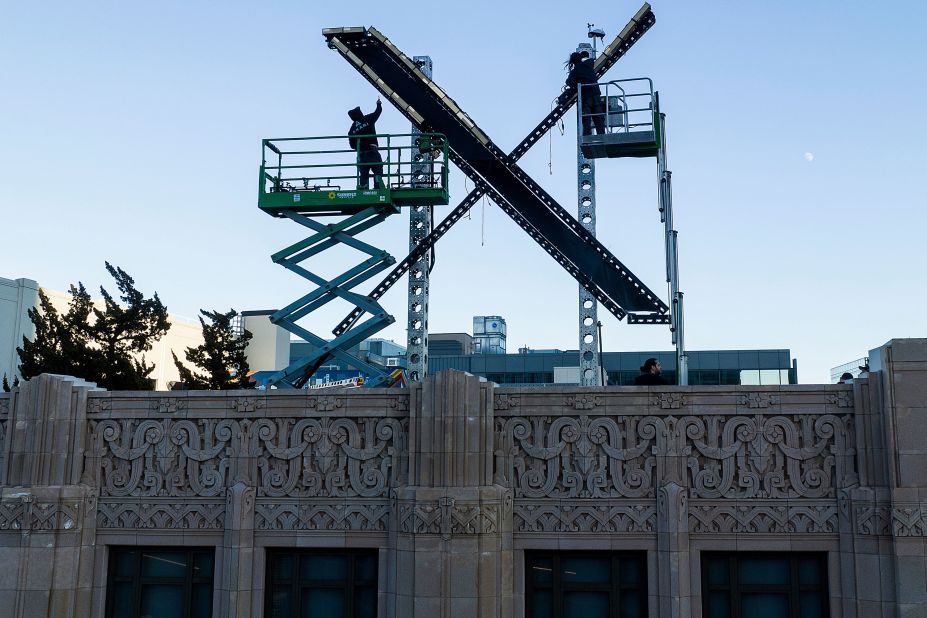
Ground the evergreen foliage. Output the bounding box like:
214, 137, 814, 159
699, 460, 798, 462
16, 263, 170, 390
173, 309, 254, 390
2, 374, 18, 392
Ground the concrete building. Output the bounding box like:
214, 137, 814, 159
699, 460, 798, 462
1, 338, 926, 616
0, 276, 205, 390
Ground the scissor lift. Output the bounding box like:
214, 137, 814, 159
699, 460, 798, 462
578, 78, 688, 382
259, 134, 449, 388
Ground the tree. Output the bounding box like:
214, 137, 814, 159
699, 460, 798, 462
2, 374, 19, 392
17, 284, 96, 381
17, 263, 170, 390
88, 262, 170, 390
173, 309, 255, 390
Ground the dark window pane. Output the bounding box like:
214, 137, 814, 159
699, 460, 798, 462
140, 583, 185, 617
191, 583, 213, 618
531, 590, 553, 618
114, 550, 136, 577
798, 557, 822, 586
741, 593, 789, 617
530, 558, 554, 585
354, 585, 377, 618
619, 590, 645, 618
302, 587, 345, 617
560, 557, 610, 584
111, 582, 134, 616
563, 591, 609, 617
707, 557, 729, 586
195, 551, 214, 579
619, 557, 643, 585
739, 557, 789, 585
800, 591, 824, 618
141, 552, 189, 579
708, 591, 731, 618
270, 584, 293, 618
355, 554, 377, 583
273, 554, 294, 581
302, 555, 349, 582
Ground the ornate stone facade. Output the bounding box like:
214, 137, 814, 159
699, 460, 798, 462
0, 338, 926, 616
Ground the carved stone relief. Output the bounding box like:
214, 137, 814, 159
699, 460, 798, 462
494, 413, 856, 500
688, 502, 838, 534
87, 416, 407, 499
254, 501, 390, 532
514, 501, 656, 534
97, 500, 225, 530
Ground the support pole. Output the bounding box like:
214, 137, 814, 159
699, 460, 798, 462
656, 102, 688, 384
406, 55, 433, 383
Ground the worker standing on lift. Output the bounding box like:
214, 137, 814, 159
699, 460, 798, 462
565, 51, 605, 136
348, 98, 384, 189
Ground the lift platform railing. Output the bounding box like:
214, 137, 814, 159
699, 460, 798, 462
259, 133, 449, 213
578, 78, 659, 138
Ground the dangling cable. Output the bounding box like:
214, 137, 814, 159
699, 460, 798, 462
482, 195, 487, 246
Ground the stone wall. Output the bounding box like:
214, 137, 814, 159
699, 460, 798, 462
0, 338, 925, 617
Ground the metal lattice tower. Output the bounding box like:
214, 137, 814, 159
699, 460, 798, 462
406, 55, 433, 383
576, 42, 601, 387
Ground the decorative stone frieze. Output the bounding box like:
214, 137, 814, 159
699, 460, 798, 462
514, 501, 656, 534
688, 501, 838, 534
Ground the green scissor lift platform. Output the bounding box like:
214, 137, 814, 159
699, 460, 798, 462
259, 133, 450, 388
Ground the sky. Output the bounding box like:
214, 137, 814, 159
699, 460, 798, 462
2, 1, 925, 384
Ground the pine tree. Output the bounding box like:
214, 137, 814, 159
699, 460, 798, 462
89, 262, 170, 390
2, 374, 10, 392
17, 263, 169, 390
173, 309, 255, 390
17, 285, 96, 381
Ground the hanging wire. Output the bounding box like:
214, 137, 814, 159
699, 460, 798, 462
482, 195, 487, 246
548, 98, 567, 175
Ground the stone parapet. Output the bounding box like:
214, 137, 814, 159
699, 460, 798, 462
0, 341, 924, 616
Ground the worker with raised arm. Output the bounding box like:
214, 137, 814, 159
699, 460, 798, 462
565, 50, 605, 136
348, 98, 385, 189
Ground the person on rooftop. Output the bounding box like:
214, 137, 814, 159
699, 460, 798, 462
565, 50, 605, 136
634, 357, 669, 385
348, 98, 384, 189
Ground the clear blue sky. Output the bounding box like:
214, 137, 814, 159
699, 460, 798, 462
2, 1, 925, 383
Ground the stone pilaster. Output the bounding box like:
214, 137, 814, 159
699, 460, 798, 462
219, 481, 257, 617
389, 370, 512, 617
0, 374, 101, 616
656, 482, 690, 618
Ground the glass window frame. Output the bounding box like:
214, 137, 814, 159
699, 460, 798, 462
265, 548, 379, 618
701, 552, 829, 618
525, 550, 647, 618
105, 546, 215, 618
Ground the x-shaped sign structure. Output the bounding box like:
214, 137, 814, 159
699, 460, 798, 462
325, 3, 669, 341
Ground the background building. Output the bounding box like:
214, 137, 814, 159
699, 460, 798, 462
0, 275, 204, 390
473, 315, 507, 355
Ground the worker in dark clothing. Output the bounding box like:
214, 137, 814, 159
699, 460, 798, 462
348, 99, 384, 189
565, 51, 605, 136
634, 357, 669, 385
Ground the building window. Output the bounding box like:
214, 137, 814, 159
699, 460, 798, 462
266, 549, 378, 618
106, 547, 214, 618
525, 551, 647, 618
702, 553, 828, 618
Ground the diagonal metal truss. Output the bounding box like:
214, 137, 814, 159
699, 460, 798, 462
330, 3, 660, 338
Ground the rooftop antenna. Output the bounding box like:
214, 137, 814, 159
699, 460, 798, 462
587, 23, 606, 53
